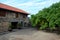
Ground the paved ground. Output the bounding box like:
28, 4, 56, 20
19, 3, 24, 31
0, 28, 60, 40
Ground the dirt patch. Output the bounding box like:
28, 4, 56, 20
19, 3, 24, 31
0, 28, 60, 40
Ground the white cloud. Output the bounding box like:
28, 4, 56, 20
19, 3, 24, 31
16, 0, 58, 7
0, 0, 60, 15
15, 0, 60, 15
17, 2, 33, 7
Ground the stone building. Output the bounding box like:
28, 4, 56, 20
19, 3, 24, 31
0, 3, 29, 32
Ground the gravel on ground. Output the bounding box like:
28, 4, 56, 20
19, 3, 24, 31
0, 28, 60, 40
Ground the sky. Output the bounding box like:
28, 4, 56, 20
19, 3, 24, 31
0, 0, 60, 16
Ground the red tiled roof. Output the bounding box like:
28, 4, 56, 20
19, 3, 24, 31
0, 3, 29, 15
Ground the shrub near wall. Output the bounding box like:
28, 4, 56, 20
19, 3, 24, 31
17, 23, 22, 29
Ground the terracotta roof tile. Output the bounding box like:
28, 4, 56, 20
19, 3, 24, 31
0, 3, 29, 15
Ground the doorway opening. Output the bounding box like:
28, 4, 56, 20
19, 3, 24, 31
11, 22, 18, 29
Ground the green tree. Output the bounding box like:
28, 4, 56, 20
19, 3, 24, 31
30, 2, 60, 31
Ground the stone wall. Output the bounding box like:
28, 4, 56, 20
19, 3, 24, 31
5, 11, 29, 23
0, 21, 9, 32
0, 10, 29, 32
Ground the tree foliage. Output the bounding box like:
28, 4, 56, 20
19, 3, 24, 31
30, 2, 60, 30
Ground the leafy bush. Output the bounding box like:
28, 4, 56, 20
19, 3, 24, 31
8, 24, 13, 31
17, 23, 22, 29
30, 2, 60, 31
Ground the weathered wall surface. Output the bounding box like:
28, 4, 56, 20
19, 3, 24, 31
0, 10, 29, 32
0, 21, 9, 32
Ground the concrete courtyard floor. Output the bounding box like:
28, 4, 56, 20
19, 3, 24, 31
0, 28, 60, 40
